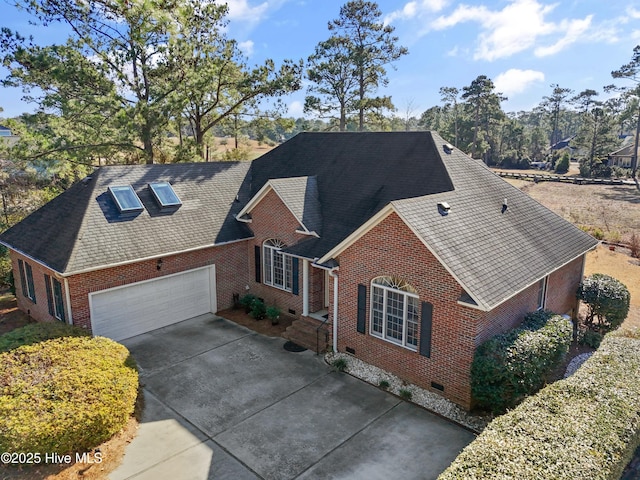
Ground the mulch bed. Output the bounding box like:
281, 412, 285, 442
217, 308, 294, 337
0, 293, 34, 335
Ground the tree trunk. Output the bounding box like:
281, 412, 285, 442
142, 125, 154, 164
358, 72, 365, 132
195, 123, 205, 160
633, 105, 640, 181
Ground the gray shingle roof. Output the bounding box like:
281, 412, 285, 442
250, 131, 454, 259
269, 176, 322, 235
392, 132, 598, 310
0, 131, 598, 312
0, 162, 253, 273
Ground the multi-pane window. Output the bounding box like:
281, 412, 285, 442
263, 239, 292, 291
370, 276, 419, 350
537, 276, 549, 310
52, 278, 65, 321
18, 259, 36, 302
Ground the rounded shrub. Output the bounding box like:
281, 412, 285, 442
0, 336, 138, 454
0, 322, 89, 353
578, 273, 630, 334
471, 311, 572, 413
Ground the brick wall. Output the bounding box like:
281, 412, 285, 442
245, 189, 318, 315
333, 212, 588, 410
10, 251, 68, 324
62, 241, 249, 331
335, 212, 483, 409
545, 255, 583, 317
476, 255, 585, 346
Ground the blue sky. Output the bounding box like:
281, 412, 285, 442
2, 0, 640, 119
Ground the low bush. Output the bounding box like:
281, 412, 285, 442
439, 329, 640, 480
0, 336, 138, 454
399, 388, 412, 401
471, 310, 572, 413
332, 357, 347, 372
0, 322, 89, 353
249, 298, 266, 320
239, 294, 257, 312
578, 329, 603, 349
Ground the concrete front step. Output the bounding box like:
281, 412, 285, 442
284, 318, 329, 353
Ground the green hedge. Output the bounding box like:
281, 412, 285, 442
0, 322, 89, 353
440, 328, 640, 480
0, 336, 138, 454
471, 311, 572, 413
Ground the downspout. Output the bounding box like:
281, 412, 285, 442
63, 278, 73, 325
302, 259, 309, 316
328, 268, 339, 352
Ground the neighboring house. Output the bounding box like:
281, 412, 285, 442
0, 132, 598, 409
549, 135, 576, 159
608, 143, 635, 169
0, 125, 19, 152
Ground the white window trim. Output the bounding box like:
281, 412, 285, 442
50, 277, 65, 321
263, 240, 292, 292
20, 260, 36, 301
537, 276, 549, 310
369, 281, 419, 351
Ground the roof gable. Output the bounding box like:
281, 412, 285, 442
237, 176, 322, 236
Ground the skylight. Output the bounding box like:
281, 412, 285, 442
109, 186, 144, 213
149, 182, 181, 208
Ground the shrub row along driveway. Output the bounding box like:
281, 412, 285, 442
112, 314, 474, 480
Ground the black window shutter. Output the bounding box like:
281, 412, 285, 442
44, 274, 54, 316
254, 246, 261, 283
357, 284, 367, 334
291, 258, 299, 295
419, 302, 433, 358
18, 259, 27, 297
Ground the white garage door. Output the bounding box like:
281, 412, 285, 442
90, 266, 216, 341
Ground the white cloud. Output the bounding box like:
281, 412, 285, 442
431, 0, 593, 61
238, 40, 255, 57
288, 100, 304, 117
385, 0, 448, 24
225, 0, 270, 22
627, 7, 640, 20
494, 69, 545, 97
534, 16, 592, 57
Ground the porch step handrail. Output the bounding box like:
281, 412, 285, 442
316, 316, 330, 355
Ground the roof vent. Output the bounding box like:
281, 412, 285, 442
502, 198, 508, 214
443, 143, 454, 154
438, 201, 451, 216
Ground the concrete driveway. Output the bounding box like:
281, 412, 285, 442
111, 314, 474, 480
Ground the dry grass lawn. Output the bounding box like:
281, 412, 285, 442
585, 245, 640, 330
508, 180, 640, 243
502, 175, 640, 330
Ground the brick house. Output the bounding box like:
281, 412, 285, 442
0, 132, 597, 409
